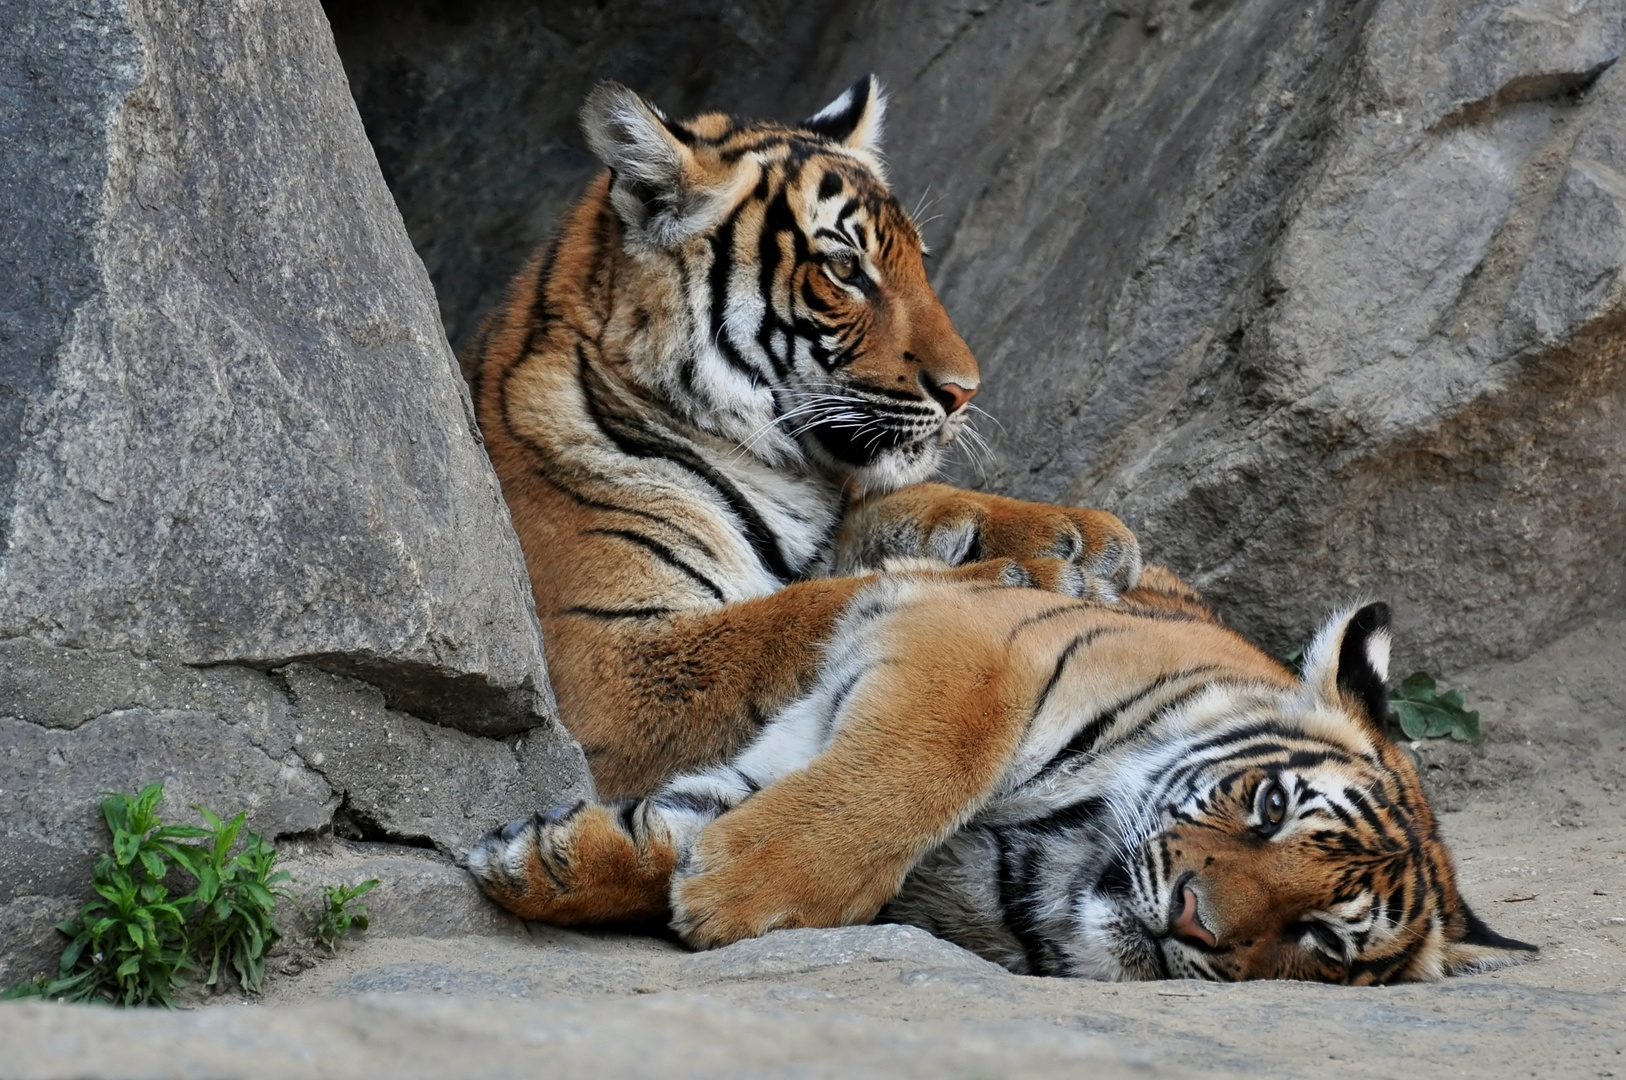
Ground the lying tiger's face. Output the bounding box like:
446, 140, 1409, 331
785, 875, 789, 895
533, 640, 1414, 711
581, 76, 980, 493
1065, 607, 1535, 983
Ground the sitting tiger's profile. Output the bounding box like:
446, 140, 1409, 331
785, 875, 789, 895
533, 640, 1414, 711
462, 77, 1532, 982
462, 73, 1139, 801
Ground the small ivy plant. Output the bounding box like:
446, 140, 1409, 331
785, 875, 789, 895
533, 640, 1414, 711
1387, 671, 1481, 742
1, 783, 378, 1006
312, 879, 379, 952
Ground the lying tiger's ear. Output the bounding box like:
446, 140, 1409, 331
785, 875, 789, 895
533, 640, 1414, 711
802, 75, 886, 152
1442, 904, 1539, 976
1300, 602, 1391, 729
581, 83, 728, 248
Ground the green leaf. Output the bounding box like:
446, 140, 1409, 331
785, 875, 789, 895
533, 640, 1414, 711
116, 956, 141, 979
1391, 700, 1428, 740
0, 976, 51, 1000
1397, 671, 1437, 702
139, 849, 166, 882
112, 831, 142, 867
1388, 670, 1481, 743
243, 882, 277, 912
155, 824, 212, 840
126, 923, 145, 950
196, 865, 220, 906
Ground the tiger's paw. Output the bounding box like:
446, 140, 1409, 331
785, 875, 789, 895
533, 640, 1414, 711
668, 814, 893, 950
843, 485, 1142, 597
466, 800, 674, 925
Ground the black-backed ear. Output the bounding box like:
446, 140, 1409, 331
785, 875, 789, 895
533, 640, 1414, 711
1442, 903, 1539, 976
1300, 602, 1392, 729
581, 82, 721, 247
801, 75, 886, 151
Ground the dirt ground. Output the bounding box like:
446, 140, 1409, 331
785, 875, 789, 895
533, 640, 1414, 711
3, 613, 1623, 1079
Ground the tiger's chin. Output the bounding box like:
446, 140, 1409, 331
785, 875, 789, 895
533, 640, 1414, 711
806, 426, 948, 494
1063, 894, 1170, 981
807, 420, 970, 495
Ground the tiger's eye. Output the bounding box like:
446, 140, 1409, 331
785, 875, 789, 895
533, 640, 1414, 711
827, 250, 859, 282
1262, 782, 1287, 826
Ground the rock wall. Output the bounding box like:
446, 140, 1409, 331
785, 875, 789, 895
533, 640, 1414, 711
329, 0, 1626, 672
0, 0, 591, 981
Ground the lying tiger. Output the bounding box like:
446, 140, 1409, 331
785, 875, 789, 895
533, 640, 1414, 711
462, 76, 1533, 982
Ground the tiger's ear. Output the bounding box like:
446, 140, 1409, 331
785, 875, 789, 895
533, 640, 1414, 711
581, 83, 727, 247
1299, 602, 1391, 729
1441, 904, 1539, 976
802, 75, 886, 152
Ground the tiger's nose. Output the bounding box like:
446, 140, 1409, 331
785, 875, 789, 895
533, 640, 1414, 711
922, 374, 978, 414
1171, 885, 1218, 948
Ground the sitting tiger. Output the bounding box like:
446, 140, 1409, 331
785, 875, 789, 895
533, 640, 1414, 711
462, 77, 1533, 982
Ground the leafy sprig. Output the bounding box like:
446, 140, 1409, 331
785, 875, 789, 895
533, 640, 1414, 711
1388, 671, 1481, 742
6, 784, 293, 1005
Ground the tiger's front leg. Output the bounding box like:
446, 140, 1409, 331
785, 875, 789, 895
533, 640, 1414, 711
470, 578, 1053, 940
668, 581, 1046, 949
837, 482, 1143, 599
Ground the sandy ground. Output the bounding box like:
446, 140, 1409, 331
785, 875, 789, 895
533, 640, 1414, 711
2, 614, 1622, 1079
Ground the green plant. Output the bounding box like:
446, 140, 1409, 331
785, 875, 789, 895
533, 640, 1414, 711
46, 784, 208, 1006
4, 784, 294, 1006
1388, 671, 1481, 743
166, 806, 289, 993
312, 879, 379, 951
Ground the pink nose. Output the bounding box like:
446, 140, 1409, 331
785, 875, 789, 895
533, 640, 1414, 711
925, 379, 977, 414
1172, 886, 1217, 947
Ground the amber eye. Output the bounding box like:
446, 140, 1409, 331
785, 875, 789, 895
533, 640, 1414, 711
1259, 780, 1288, 829
826, 249, 860, 282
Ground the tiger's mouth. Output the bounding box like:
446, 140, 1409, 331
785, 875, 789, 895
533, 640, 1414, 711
796, 387, 958, 467
808, 413, 919, 465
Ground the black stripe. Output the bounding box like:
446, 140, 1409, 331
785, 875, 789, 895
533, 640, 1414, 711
707, 204, 769, 381
1031, 633, 1089, 720
538, 472, 717, 559
561, 605, 674, 620
1023, 796, 1107, 836
616, 799, 640, 837
994, 830, 1052, 976
575, 344, 796, 582
655, 790, 729, 816
585, 527, 726, 602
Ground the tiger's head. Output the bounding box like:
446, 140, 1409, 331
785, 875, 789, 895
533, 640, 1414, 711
1068, 603, 1536, 983
580, 75, 979, 492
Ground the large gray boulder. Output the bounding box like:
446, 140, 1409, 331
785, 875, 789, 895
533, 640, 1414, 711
0, 0, 590, 979
330, 0, 1626, 672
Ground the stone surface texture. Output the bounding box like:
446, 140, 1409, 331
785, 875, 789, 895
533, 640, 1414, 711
331, 0, 1626, 671
0, 0, 591, 980
0, 0, 566, 737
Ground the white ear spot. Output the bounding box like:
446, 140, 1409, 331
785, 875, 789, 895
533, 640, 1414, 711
1365, 628, 1391, 683
807, 84, 858, 125
802, 75, 887, 152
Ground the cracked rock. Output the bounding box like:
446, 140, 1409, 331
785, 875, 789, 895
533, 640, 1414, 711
0, 709, 339, 906
0, 0, 592, 979
281, 664, 592, 855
